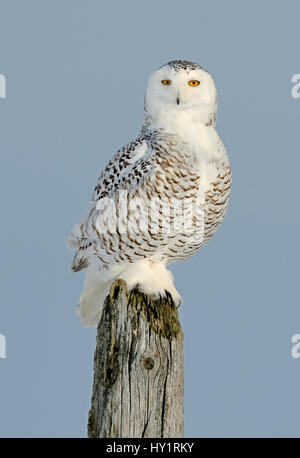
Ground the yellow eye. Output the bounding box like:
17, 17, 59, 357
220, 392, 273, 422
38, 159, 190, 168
162, 79, 172, 85
188, 80, 200, 87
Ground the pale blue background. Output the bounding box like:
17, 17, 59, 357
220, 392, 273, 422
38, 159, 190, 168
0, 0, 299, 438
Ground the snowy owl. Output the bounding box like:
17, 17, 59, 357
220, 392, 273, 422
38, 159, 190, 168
67, 60, 231, 327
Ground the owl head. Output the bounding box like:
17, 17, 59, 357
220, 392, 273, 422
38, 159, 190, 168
144, 60, 217, 128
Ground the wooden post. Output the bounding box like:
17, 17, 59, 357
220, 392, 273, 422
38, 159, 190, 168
88, 279, 184, 438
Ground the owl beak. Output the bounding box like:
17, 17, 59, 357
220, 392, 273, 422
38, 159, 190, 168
176, 94, 180, 105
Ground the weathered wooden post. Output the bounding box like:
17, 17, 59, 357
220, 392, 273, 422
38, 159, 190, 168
88, 279, 184, 438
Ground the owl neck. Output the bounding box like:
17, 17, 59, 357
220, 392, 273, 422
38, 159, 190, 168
141, 104, 217, 142
142, 103, 216, 136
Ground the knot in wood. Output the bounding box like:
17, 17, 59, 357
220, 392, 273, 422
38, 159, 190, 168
143, 356, 155, 370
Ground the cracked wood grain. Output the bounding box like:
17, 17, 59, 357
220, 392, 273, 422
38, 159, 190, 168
88, 279, 184, 438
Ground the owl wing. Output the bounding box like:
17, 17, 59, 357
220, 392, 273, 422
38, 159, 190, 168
67, 138, 156, 271
91, 138, 154, 202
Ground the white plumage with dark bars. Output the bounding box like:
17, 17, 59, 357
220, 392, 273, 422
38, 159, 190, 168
67, 60, 231, 327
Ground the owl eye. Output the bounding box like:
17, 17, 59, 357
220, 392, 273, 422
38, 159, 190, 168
162, 79, 172, 86
188, 80, 200, 87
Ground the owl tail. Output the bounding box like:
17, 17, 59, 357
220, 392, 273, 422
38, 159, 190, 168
70, 252, 89, 272
76, 264, 110, 327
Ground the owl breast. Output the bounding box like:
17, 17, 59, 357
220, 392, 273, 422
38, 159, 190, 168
138, 131, 231, 263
